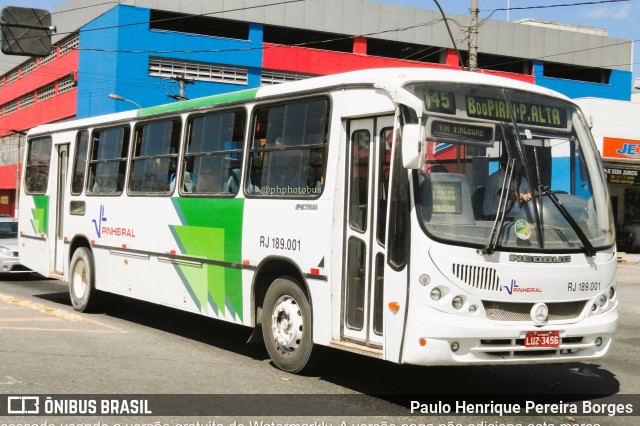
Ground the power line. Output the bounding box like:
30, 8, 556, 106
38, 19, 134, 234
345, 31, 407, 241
484, 0, 629, 13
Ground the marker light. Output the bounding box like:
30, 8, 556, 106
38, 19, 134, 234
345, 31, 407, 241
430, 288, 442, 301
419, 274, 431, 286
469, 305, 477, 314
419, 338, 427, 347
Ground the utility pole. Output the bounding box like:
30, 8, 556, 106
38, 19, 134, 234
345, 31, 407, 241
168, 74, 193, 101
468, 0, 479, 72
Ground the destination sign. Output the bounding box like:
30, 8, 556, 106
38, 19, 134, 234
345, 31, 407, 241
466, 95, 568, 129
604, 166, 640, 185
431, 119, 494, 145
431, 182, 462, 214
424, 89, 456, 114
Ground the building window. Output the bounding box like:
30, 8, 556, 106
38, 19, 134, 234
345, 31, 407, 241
6, 70, 18, 84
149, 57, 248, 85
149, 10, 250, 40
263, 24, 353, 53
37, 84, 56, 101
38, 49, 57, 66
4, 100, 17, 115
58, 75, 76, 93
19, 93, 35, 109
261, 70, 317, 86
543, 62, 611, 84
60, 35, 79, 55
367, 38, 444, 64
22, 61, 36, 76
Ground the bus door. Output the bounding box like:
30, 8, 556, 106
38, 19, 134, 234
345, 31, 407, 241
342, 116, 393, 348
53, 144, 69, 274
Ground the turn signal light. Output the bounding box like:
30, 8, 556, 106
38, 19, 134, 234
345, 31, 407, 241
388, 301, 400, 312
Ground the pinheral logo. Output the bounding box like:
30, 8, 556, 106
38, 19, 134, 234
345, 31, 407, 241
503, 279, 542, 295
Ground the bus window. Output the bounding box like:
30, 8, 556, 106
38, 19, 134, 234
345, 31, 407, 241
87, 126, 130, 195
185, 110, 245, 195
25, 136, 53, 194
129, 119, 181, 194
71, 130, 89, 195
249, 98, 328, 197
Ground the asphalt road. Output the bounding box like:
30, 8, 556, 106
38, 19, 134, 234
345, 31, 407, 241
0, 255, 638, 425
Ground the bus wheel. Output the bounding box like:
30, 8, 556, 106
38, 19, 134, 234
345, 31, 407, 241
69, 247, 102, 312
262, 277, 313, 373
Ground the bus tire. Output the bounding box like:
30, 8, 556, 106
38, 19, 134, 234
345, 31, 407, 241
262, 277, 314, 373
69, 247, 103, 312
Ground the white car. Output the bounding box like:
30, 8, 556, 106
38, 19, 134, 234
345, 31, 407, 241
0, 217, 31, 274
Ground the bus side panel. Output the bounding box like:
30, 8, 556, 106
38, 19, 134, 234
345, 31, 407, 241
242, 197, 334, 346
68, 196, 248, 324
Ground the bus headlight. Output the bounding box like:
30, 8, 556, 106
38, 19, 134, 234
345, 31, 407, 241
0, 246, 12, 257
598, 295, 607, 307
430, 287, 442, 301
608, 286, 615, 299
452, 296, 464, 310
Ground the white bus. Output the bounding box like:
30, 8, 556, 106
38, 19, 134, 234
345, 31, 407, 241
19, 68, 617, 372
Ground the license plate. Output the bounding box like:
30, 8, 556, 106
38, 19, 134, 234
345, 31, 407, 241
524, 331, 560, 348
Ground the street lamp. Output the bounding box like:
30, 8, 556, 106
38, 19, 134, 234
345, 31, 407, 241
108, 93, 142, 109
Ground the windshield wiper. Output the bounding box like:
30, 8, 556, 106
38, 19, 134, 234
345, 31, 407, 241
481, 157, 516, 256
539, 186, 596, 257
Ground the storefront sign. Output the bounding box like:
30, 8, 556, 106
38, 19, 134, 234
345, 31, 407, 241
603, 137, 640, 160
604, 166, 640, 185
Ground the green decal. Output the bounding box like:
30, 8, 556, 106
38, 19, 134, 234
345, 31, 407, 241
170, 198, 244, 320
138, 88, 259, 117
31, 195, 49, 236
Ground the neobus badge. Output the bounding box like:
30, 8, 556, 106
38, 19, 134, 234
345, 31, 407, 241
509, 254, 571, 263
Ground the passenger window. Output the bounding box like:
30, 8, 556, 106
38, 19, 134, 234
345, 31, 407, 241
25, 137, 53, 194
71, 130, 89, 195
129, 119, 181, 194
185, 110, 246, 195
87, 126, 130, 195
248, 98, 328, 197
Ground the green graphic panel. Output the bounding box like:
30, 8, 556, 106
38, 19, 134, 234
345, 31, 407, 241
172, 226, 225, 314
170, 198, 244, 320
31, 195, 49, 236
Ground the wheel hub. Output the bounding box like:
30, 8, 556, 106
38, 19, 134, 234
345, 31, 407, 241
271, 295, 303, 353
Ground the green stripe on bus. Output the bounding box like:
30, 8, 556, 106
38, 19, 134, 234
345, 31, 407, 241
170, 198, 244, 321
138, 88, 259, 117
31, 195, 49, 236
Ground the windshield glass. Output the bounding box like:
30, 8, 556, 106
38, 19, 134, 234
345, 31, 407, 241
405, 82, 615, 252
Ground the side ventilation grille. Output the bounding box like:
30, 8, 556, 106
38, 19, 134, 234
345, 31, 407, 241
452, 263, 501, 292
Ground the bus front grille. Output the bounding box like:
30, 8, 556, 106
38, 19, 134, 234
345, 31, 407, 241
452, 263, 500, 292
482, 300, 587, 321
476, 336, 587, 358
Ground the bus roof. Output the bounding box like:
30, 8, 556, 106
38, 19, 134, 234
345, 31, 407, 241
28, 67, 568, 136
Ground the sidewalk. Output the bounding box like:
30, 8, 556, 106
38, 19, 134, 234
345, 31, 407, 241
616, 252, 640, 282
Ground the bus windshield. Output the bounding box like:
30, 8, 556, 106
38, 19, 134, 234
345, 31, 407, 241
405, 82, 615, 253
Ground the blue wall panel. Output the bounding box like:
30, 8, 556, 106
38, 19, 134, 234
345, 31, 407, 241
77, 6, 264, 118
533, 61, 631, 102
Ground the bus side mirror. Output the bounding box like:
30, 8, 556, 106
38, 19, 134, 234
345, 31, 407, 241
401, 123, 424, 169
